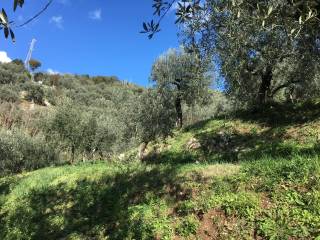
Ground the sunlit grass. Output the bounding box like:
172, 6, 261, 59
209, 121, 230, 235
1, 110, 320, 239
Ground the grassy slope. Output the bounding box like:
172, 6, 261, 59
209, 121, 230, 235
1, 102, 320, 240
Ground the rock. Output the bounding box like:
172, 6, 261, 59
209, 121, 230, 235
186, 137, 201, 150
44, 100, 51, 107
118, 153, 125, 161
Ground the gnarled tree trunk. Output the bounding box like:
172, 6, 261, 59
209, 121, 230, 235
175, 95, 183, 129
138, 142, 148, 160
258, 65, 273, 105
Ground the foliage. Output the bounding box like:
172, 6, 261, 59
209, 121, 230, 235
0, 129, 58, 175
136, 89, 176, 143
0, 1, 53, 42
146, 1, 320, 108
146, 0, 320, 41
0, 85, 19, 103
0, 62, 28, 84
28, 59, 41, 72
151, 48, 211, 128
0, 104, 320, 239
43, 103, 92, 162
176, 215, 199, 237
127, 199, 173, 239
42, 102, 116, 162
142, 0, 203, 39
183, 90, 232, 126
0, 66, 148, 162
23, 82, 45, 105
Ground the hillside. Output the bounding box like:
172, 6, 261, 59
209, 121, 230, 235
1, 102, 319, 240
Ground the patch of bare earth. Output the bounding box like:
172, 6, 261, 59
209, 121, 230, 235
283, 122, 320, 143
196, 209, 224, 239
260, 193, 272, 209
196, 209, 252, 240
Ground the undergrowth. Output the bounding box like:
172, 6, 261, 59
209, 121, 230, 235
1, 104, 320, 239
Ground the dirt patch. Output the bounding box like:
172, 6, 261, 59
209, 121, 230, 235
20, 100, 46, 111
196, 209, 223, 239
283, 123, 320, 143
232, 121, 265, 135
260, 193, 272, 209
172, 210, 225, 240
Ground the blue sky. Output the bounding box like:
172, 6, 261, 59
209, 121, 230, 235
0, 0, 180, 86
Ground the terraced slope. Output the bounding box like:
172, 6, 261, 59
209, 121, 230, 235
1, 103, 320, 240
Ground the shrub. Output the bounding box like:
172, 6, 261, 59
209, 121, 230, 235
23, 82, 45, 105
0, 62, 28, 84
43, 87, 58, 105
136, 89, 176, 143
0, 103, 23, 129
34, 72, 45, 82
176, 215, 199, 237
0, 86, 20, 103
43, 103, 115, 162
0, 130, 58, 175
127, 199, 173, 240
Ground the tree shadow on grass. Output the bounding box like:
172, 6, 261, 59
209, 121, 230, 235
146, 119, 320, 165
194, 125, 320, 163
143, 150, 198, 165
234, 101, 320, 127
184, 101, 320, 133
0, 164, 194, 240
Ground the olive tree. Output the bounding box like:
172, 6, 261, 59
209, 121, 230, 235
144, 0, 320, 41
43, 102, 109, 163
145, 1, 320, 107
189, 0, 320, 107
135, 88, 176, 159
151, 48, 211, 128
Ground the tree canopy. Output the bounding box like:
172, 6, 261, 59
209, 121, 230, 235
145, 0, 320, 108
151, 48, 211, 128
28, 59, 41, 72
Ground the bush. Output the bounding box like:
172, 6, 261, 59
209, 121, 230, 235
176, 215, 199, 237
0, 86, 20, 103
23, 82, 45, 105
136, 89, 176, 143
0, 130, 58, 175
0, 103, 23, 129
127, 199, 173, 239
43, 103, 115, 162
43, 87, 58, 105
0, 62, 28, 84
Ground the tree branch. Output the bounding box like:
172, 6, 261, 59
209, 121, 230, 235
15, 0, 53, 28
270, 80, 301, 97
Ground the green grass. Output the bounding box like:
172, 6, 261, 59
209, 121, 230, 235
1, 104, 320, 239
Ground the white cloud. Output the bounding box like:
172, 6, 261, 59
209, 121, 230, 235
89, 9, 102, 20
47, 68, 60, 75
0, 51, 11, 63
50, 16, 64, 29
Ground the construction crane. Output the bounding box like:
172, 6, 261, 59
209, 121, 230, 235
24, 38, 36, 71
